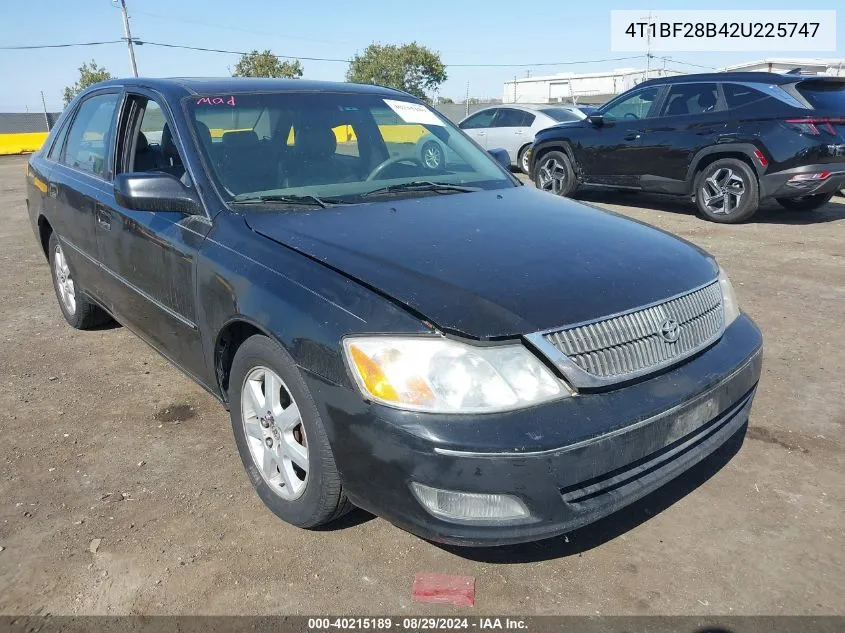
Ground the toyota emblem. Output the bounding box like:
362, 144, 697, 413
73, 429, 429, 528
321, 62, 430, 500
660, 318, 680, 343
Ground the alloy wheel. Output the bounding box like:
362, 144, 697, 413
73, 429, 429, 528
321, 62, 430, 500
537, 156, 568, 194
520, 150, 530, 174
422, 142, 443, 169
701, 168, 746, 215
53, 243, 76, 315
241, 366, 309, 501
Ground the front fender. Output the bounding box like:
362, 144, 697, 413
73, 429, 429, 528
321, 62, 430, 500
195, 212, 429, 392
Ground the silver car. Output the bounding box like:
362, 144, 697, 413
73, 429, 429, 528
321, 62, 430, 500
458, 105, 589, 173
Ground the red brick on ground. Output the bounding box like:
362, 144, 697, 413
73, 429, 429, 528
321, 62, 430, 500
412, 572, 475, 607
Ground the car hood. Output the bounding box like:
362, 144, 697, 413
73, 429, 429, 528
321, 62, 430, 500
243, 187, 718, 339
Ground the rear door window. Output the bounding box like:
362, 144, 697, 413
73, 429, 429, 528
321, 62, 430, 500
795, 81, 845, 111
492, 108, 533, 127
660, 83, 719, 116
61, 93, 120, 179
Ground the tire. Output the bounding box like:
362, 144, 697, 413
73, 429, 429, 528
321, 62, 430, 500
421, 140, 445, 170
229, 334, 352, 528
694, 158, 760, 223
518, 145, 531, 175
534, 150, 577, 197
776, 192, 834, 211
48, 232, 111, 329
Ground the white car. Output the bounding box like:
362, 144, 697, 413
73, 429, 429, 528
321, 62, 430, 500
458, 105, 591, 173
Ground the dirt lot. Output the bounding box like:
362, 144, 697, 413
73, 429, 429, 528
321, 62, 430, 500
1, 153, 843, 615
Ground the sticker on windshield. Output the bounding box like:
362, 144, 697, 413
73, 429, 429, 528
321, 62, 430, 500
383, 99, 444, 126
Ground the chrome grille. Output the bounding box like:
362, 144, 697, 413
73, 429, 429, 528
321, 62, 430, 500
542, 282, 724, 380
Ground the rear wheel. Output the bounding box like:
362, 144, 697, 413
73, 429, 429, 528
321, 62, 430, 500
534, 150, 577, 197
229, 334, 352, 528
776, 192, 834, 211
48, 232, 111, 329
694, 158, 759, 223
518, 145, 531, 174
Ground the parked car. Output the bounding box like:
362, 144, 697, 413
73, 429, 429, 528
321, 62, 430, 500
459, 105, 588, 174
528, 72, 845, 223
27, 78, 762, 546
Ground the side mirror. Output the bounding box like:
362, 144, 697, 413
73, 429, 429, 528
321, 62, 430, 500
587, 114, 605, 127
487, 147, 511, 170
114, 172, 201, 214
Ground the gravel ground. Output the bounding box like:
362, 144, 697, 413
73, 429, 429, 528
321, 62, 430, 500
1, 154, 843, 615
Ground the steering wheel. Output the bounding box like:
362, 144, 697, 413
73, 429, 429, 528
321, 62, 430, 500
366, 156, 424, 181
624, 112, 639, 120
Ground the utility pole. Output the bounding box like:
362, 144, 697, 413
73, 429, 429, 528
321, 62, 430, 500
40, 91, 51, 131
465, 81, 469, 117
118, 0, 138, 77
642, 11, 653, 80
513, 75, 517, 103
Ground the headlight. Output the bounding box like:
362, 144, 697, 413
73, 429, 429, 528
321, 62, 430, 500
343, 336, 568, 413
718, 265, 741, 326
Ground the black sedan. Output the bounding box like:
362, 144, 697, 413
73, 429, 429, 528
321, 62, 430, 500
26, 78, 762, 546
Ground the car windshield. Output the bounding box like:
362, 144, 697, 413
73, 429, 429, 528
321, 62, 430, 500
186, 91, 515, 204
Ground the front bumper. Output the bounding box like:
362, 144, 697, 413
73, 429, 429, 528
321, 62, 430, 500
308, 315, 763, 546
759, 163, 845, 199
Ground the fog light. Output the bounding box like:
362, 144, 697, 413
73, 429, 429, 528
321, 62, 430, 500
410, 482, 530, 522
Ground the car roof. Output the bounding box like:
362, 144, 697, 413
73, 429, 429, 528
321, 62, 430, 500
83, 77, 413, 100
460, 104, 583, 119
638, 71, 845, 87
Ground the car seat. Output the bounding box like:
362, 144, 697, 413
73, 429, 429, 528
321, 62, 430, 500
287, 125, 353, 187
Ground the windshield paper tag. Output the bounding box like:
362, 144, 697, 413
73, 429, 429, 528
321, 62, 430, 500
383, 99, 444, 126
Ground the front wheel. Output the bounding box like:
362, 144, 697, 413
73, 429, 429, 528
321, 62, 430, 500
534, 150, 577, 197
420, 140, 445, 170
776, 192, 834, 211
229, 334, 352, 528
694, 158, 759, 223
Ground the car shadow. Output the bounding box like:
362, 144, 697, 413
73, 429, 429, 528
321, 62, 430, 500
435, 424, 747, 564
572, 188, 845, 225
313, 506, 377, 531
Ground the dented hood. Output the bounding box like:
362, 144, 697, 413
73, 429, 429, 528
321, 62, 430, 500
243, 186, 718, 339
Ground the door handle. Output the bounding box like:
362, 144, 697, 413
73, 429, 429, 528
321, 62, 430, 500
95, 204, 111, 231
514, 130, 524, 135
48, 183, 58, 198
477, 131, 486, 135
624, 133, 641, 141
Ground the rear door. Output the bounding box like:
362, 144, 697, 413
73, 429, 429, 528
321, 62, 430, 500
95, 90, 212, 381
485, 108, 535, 164
50, 90, 123, 301
458, 108, 498, 148
637, 82, 726, 189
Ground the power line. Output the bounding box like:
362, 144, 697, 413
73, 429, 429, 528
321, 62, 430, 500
136, 40, 350, 63
659, 57, 717, 70
0, 40, 123, 50
447, 55, 645, 68
0, 38, 647, 70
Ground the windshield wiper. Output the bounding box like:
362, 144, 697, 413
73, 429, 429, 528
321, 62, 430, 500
230, 194, 346, 209
360, 181, 480, 198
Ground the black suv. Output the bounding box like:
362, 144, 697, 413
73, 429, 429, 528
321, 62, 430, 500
529, 72, 845, 223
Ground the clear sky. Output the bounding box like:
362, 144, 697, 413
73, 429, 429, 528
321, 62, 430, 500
1, 0, 843, 112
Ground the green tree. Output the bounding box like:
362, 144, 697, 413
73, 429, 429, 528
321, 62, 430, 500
62, 60, 112, 106
346, 42, 447, 102
437, 96, 454, 104
233, 50, 303, 78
